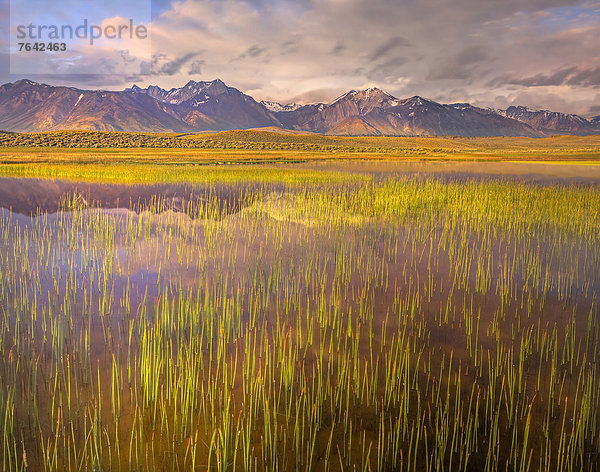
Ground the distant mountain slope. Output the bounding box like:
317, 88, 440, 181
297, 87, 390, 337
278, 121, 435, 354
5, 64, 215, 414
276, 88, 401, 133
128, 80, 282, 130
326, 116, 384, 136
0, 79, 598, 136
0, 80, 201, 132
0, 79, 279, 132
276, 91, 541, 137
498, 106, 596, 136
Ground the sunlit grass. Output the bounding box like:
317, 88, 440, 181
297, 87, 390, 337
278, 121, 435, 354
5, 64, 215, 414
0, 168, 599, 471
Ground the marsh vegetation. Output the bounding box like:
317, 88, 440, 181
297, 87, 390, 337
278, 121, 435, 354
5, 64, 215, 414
0, 162, 599, 471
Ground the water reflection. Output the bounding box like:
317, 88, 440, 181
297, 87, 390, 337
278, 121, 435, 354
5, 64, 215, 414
0, 162, 599, 470
2, 161, 600, 215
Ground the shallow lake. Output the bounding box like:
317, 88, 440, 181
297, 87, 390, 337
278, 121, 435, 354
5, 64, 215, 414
0, 161, 598, 471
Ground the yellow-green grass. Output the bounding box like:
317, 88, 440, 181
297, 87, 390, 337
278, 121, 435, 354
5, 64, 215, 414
0, 174, 599, 471
0, 161, 369, 185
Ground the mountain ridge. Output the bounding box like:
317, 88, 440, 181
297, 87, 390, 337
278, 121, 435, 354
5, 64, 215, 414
0, 79, 598, 137
497, 106, 596, 136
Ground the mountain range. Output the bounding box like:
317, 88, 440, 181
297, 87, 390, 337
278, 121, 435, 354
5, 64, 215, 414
1, 79, 599, 137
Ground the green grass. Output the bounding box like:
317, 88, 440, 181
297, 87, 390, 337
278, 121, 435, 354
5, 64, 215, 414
0, 161, 368, 185
0, 166, 599, 471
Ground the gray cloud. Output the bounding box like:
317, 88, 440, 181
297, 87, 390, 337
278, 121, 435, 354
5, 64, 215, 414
366, 56, 409, 81
1, 0, 598, 115
189, 59, 205, 75
120, 50, 137, 64
287, 88, 348, 105
245, 45, 267, 58
428, 46, 487, 81
491, 66, 600, 88
146, 0, 600, 114
499, 67, 577, 87
231, 45, 268, 62
152, 52, 200, 75
566, 66, 600, 87
587, 104, 600, 116
281, 40, 298, 54
330, 43, 345, 56
370, 37, 411, 62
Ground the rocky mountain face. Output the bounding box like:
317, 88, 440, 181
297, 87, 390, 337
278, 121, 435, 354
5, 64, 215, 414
0, 80, 200, 132
127, 80, 281, 130
0, 79, 598, 136
272, 91, 540, 136
0, 79, 280, 132
498, 106, 596, 136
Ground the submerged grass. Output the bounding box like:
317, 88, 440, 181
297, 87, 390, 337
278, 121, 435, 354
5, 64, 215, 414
0, 166, 599, 471
0, 162, 369, 186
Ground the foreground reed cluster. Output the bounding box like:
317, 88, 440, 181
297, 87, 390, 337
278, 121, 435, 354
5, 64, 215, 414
0, 172, 599, 471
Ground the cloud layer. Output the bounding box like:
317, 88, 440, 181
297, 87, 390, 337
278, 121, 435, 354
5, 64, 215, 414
1, 0, 599, 115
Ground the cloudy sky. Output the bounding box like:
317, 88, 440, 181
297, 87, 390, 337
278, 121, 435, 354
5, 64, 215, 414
1, 0, 599, 115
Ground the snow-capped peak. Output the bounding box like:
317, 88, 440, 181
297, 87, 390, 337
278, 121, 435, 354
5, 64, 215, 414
330, 90, 358, 104
16, 79, 41, 86
260, 100, 302, 113
362, 87, 392, 97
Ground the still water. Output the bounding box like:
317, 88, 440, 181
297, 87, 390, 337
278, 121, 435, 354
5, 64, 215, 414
0, 161, 598, 471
